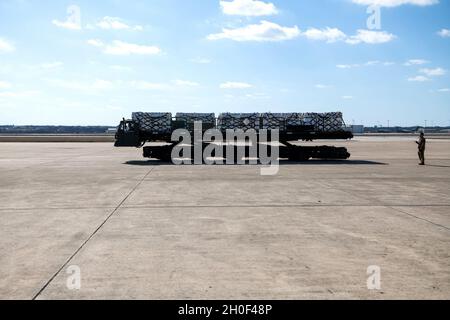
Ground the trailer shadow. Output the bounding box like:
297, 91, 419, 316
281, 160, 387, 165
124, 159, 387, 166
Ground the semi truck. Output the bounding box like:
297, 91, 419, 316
114, 112, 353, 162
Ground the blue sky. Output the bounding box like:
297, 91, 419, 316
0, 0, 449, 126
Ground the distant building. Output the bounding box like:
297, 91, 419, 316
347, 125, 364, 134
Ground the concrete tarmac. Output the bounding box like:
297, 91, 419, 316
0, 137, 449, 299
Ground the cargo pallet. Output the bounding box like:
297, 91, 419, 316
114, 112, 353, 162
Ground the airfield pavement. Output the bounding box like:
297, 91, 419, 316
0, 136, 449, 300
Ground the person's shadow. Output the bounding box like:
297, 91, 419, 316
425, 164, 450, 168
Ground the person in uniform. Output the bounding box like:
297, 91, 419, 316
416, 132, 426, 165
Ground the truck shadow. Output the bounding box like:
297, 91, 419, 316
124, 159, 387, 166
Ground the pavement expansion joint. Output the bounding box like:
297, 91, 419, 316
119, 204, 450, 209
388, 206, 450, 232
31, 168, 155, 300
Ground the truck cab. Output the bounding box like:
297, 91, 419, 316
114, 118, 141, 147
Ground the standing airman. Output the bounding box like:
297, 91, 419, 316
416, 132, 426, 165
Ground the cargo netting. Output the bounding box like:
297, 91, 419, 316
302, 112, 344, 132
131, 112, 345, 133
175, 113, 216, 126
132, 112, 172, 134
261, 113, 288, 131
262, 112, 344, 132
218, 113, 260, 131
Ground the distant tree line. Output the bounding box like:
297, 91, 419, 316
364, 126, 450, 134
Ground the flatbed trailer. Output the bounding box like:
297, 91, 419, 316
114, 112, 353, 162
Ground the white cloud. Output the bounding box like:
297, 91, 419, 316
315, 84, 332, 89
87, 39, 104, 47
0, 91, 17, 98
438, 29, 450, 38
342, 95, 354, 99
351, 0, 439, 7
0, 81, 12, 89
220, 82, 253, 89
346, 29, 396, 44
104, 41, 161, 55
173, 80, 200, 87
207, 20, 300, 42
0, 90, 40, 98
97, 16, 130, 30
0, 38, 15, 53
96, 16, 143, 31
302, 28, 396, 45
420, 67, 446, 76
92, 79, 114, 90
302, 27, 347, 43
49, 79, 114, 91
207, 21, 394, 45
337, 64, 360, 69
293, 27, 395, 45
39, 62, 64, 69
363, 60, 395, 66
131, 81, 170, 91
88, 40, 161, 55
404, 59, 429, 66
337, 61, 393, 69
437, 88, 449, 92
110, 65, 133, 72
408, 75, 430, 82
220, 0, 278, 16
52, 18, 81, 30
